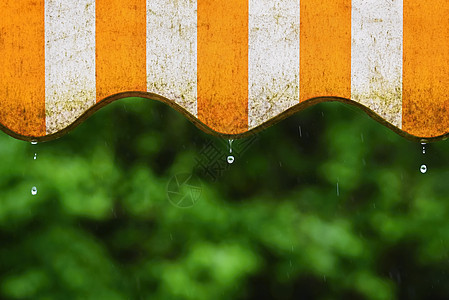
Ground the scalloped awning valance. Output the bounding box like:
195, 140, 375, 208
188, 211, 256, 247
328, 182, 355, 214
0, 0, 448, 142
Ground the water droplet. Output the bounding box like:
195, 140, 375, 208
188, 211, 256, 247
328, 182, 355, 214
227, 139, 235, 164
228, 139, 234, 153
31, 186, 37, 196
420, 164, 427, 174
33, 153, 37, 160
31, 140, 38, 145
298, 125, 302, 138
421, 142, 426, 154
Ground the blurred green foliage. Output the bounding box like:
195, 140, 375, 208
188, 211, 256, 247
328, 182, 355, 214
1, 98, 449, 299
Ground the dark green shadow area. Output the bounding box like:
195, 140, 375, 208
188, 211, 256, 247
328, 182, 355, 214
1, 97, 449, 300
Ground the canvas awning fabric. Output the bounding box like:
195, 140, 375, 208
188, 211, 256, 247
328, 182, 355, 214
0, 0, 448, 142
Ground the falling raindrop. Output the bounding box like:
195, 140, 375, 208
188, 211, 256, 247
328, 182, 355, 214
336, 181, 340, 197
227, 139, 234, 164
228, 139, 234, 153
419, 142, 427, 173
298, 125, 302, 138
420, 164, 427, 174
30, 140, 39, 194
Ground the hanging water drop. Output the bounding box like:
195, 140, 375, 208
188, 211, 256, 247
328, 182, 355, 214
31, 140, 38, 145
420, 164, 427, 174
31, 186, 37, 196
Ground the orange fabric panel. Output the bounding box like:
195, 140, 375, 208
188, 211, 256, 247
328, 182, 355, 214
0, 0, 46, 137
403, 1, 449, 137
300, 0, 351, 101
96, 0, 147, 101
197, 0, 248, 134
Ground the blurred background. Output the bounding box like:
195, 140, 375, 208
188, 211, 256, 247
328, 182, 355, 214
0, 97, 448, 299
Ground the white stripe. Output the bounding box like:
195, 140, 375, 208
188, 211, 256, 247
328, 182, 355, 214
351, 0, 403, 128
45, 0, 96, 135
146, 0, 197, 116
248, 0, 300, 129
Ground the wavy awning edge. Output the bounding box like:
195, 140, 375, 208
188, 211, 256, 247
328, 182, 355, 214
0, 92, 446, 143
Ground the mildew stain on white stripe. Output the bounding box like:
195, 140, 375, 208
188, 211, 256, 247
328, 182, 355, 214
248, 0, 300, 129
351, 0, 403, 128
146, 0, 197, 116
45, 0, 96, 134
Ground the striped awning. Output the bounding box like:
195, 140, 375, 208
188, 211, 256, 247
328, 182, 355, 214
1, 0, 448, 142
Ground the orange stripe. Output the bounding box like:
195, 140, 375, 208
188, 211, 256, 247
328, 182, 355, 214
300, 0, 351, 101
96, 0, 147, 101
0, 0, 45, 137
197, 0, 248, 134
403, 2, 449, 137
